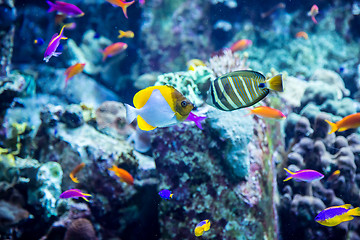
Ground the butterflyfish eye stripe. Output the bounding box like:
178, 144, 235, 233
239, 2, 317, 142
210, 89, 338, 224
218, 79, 239, 109
211, 80, 230, 111
228, 77, 246, 106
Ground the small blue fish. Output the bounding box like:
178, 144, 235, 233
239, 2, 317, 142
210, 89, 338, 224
315, 204, 360, 226
158, 189, 173, 200
34, 38, 44, 46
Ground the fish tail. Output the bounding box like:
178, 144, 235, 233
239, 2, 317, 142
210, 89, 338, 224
118, 30, 124, 38
102, 52, 107, 61
348, 207, 360, 217
266, 74, 283, 92
324, 119, 338, 134
59, 25, 67, 38
69, 175, 79, 183
82, 193, 92, 197
170, 193, 173, 198
194, 115, 207, 130
283, 168, 294, 182
46, 1, 56, 12
125, 103, 138, 124
121, 0, 134, 18
82, 197, 90, 202
311, 16, 318, 24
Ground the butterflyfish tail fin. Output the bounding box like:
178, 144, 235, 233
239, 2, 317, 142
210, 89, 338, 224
348, 207, 360, 217
125, 103, 138, 124
324, 119, 338, 134
266, 74, 283, 92
137, 115, 156, 131
47, 1, 56, 12
283, 168, 294, 182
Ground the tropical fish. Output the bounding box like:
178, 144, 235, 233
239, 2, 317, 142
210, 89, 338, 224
63, 22, 76, 30
108, 165, 134, 185
118, 30, 134, 38
325, 113, 360, 134
247, 106, 286, 119
125, 86, 194, 131
315, 204, 360, 227
101, 42, 128, 61
106, 0, 135, 19
69, 162, 85, 183
158, 189, 173, 200
283, 168, 324, 182
206, 70, 283, 111
261, 2, 286, 19
60, 189, 92, 202
230, 39, 252, 52
307, 4, 319, 24
43, 25, 68, 62
187, 59, 206, 71
185, 112, 207, 129
46, 1, 84, 17
328, 170, 340, 182
64, 63, 85, 88
34, 38, 44, 46
194, 219, 211, 237
295, 31, 309, 40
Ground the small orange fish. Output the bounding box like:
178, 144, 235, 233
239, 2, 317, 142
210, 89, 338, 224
325, 113, 360, 134
108, 165, 134, 185
230, 39, 252, 52
248, 106, 286, 119
118, 30, 134, 38
106, 0, 135, 19
64, 63, 85, 88
295, 31, 308, 40
307, 4, 319, 24
328, 170, 340, 182
101, 42, 128, 61
69, 163, 85, 183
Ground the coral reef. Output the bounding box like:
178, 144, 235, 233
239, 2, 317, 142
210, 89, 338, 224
64, 218, 96, 240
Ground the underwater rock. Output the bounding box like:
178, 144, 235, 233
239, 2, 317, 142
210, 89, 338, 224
0, 200, 29, 231
309, 68, 350, 97
61, 104, 85, 128
0, 73, 26, 114
300, 81, 340, 109
134, 73, 159, 90
0, 1, 15, 77
279, 76, 309, 108
64, 218, 96, 240
28, 162, 63, 218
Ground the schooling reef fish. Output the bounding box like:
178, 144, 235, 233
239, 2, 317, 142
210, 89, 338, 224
325, 113, 360, 134
118, 30, 134, 38
230, 39, 252, 52
248, 106, 286, 119
69, 162, 85, 183
125, 86, 194, 131
194, 219, 211, 237
60, 189, 92, 202
158, 189, 173, 200
315, 204, 360, 227
308, 4, 319, 24
284, 168, 324, 182
106, 0, 135, 19
108, 165, 134, 185
206, 70, 283, 111
43, 25, 68, 62
46, 1, 84, 17
64, 63, 85, 88
101, 42, 127, 61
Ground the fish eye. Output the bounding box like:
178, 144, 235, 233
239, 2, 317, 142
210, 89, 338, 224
181, 101, 187, 107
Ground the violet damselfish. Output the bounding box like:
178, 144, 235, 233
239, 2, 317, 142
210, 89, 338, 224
46, 1, 84, 17
43, 25, 68, 62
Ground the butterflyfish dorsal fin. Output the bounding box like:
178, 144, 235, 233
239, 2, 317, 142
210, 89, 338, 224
133, 87, 157, 109
137, 115, 156, 131
221, 70, 266, 81
155, 85, 177, 113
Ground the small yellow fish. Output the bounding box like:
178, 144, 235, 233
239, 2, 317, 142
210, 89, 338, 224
194, 219, 211, 237
187, 59, 206, 71
118, 30, 134, 38
125, 86, 194, 131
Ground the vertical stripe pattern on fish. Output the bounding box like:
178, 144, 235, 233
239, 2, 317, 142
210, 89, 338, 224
207, 70, 279, 111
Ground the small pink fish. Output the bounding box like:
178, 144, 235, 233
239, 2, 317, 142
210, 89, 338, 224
60, 189, 92, 202
46, 1, 84, 17
101, 42, 128, 61
185, 112, 207, 130
284, 168, 324, 182
307, 4, 319, 24
43, 25, 68, 62
106, 0, 135, 19
230, 39, 252, 52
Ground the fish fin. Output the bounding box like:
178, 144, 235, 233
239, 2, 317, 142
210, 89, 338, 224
137, 115, 156, 131
348, 207, 360, 216
82, 197, 89, 202
118, 30, 124, 38
341, 204, 352, 209
125, 103, 138, 124
53, 52, 62, 57
311, 16, 318, 24
338, 127, 348, 132
61, 37, 68, 40
133, 87, 157, 109
283, 168, 294, 182
121, 0, 135, 19
46, 1, 57, 12
170, 193, 173, 198
70, 175, 79, 183
82, 193, 92, 197
102, 53, 107, 61
324, 120, 338, 134
266, 74, 283, 92
342, 215, 354, 222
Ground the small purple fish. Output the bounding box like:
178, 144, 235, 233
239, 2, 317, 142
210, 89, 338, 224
46, 1, 84, 17
185, 112, 207, 130
60, 189, 92, 202
284, 168, 324, 182
43, 25, 68, 62
158, 189, 173, 200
